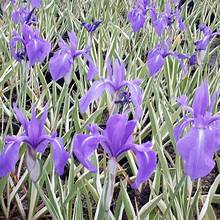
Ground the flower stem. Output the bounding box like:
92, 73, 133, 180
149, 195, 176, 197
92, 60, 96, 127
102, 157, 117, 219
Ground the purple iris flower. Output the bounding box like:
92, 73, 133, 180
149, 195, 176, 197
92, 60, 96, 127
12, 7, 36, 25
187, 24, 220, 66
72, 114, 157, 188
79, 59, 143, 119
81, 20, 102, 33
0, 104, 69, 179
128, 0, 149, 32
146, 40, 189, 76
150, 3, 185, 36
195, 24, 220, 51
11, 0, 41, 8
174, 81, 220, 180
10, 24, 51, 66
49, 31, 98, 82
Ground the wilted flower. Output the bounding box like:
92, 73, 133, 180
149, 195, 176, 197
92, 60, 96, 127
174, 81, 220, 180
150, 3, 185, 36
0, 104, 69, 180
10, 24, 51, 66
12, 7, 36, 25
11, 0, 41, 8
79, 58, 143, 119
128, 0, 149, 32
72, 114, 157, 188
49, 31, 98, 82
81, 20, 102, 33
146, 40, 189, 76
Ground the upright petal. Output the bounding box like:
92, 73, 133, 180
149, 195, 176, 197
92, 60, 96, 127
104, 114, 128, 157
68, 31, 78, 51
128, 9, 146, 32
192, 81, 209, 117
112, 59, 126, 89
121, 120, 136, 146
72, 134, 100, 172
106, 57, 113, 80
0, 142, 21, 177
49, 51, 73, 81
50, 137, 69, 175
13, 103, 28, 133
177, 127, 217, 180
131, 142, 157, 188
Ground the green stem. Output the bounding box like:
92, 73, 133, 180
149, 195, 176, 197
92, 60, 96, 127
102, 157, 117, 220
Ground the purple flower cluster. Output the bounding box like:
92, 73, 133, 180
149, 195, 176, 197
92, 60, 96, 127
150, 3, 185, 36
2, 0, 219, 194
128, 0, 185, 34
1, 1, 158, 191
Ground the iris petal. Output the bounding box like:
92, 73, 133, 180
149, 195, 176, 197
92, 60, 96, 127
0, 142, 21, 177
72, 134, 99, 172
131, 142, 157, 188
50, 137, 69, 175
177, 127, 217, 180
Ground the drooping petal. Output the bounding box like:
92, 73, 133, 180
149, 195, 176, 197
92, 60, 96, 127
72, 134, 100, 172
79, 80, 115, 113
192, 81, 209, 117
177, 127, 217, 180
83, 53, 98, 81
173, 118, 192, 142
26, 37, 51, 66
50, 137, 69, 175
25, 35, 50, 65
0, 142, 21, 177
147, 52, 164, 76
131, 142, 157, 188
35, 140, 49, 153
199, 24, 212, 36
49, 51, 73, 81
195, 35, 211, 51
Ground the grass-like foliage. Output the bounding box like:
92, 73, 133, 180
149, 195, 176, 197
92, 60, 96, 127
0, 0, 220, 219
